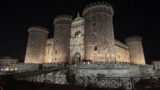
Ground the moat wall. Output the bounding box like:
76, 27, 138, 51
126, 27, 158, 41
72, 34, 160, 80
70, 62, 154, 78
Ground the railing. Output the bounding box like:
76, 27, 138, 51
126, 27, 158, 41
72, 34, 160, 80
17, 75, 160, 89
75, 77, 132, 89
19, 75, 67, 85
1, 72, 160, 89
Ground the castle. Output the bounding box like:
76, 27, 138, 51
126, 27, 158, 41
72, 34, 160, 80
25, 2, 146, 65
1, 2, 160, 89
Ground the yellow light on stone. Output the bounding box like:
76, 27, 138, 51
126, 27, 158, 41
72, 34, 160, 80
5, 67, 9, 71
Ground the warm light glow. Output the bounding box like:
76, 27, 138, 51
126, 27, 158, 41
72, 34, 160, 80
75, 31, 81, 38
10, 68, 14, 71
0, 68, 4, 71
44, 39, 54, 63
5, 67, 9, 71
15, 68, 18, 71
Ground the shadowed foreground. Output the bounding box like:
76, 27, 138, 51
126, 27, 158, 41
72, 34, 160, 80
0, 75, 125, 90
0, 75, 160, 90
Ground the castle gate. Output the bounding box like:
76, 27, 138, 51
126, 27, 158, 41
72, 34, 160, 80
74, 53, 81, 64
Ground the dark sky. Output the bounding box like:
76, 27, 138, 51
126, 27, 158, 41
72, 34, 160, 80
0, 0, 160, 64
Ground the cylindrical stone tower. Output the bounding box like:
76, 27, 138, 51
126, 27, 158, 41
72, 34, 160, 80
125, 36, 146, 65
53, 15, 72, 63
83, 2, 116, 62
25, 26, 49, 64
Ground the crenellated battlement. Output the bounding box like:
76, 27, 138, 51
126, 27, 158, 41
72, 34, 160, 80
28, 26, 49, 33
74, 61, 131, 69
82, 2, 114, 17
53, 15, 72, 25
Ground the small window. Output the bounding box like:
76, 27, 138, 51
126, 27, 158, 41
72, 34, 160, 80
55, 58, 56, 61
75, 31, 81, 38
94, 46, 97, 51
92, 16, 95, 20
93, 32, 97, 37
56, 40, 58, 43
93, 21, 96, 26
55, 50, 57, 54
92, 16, 96, 25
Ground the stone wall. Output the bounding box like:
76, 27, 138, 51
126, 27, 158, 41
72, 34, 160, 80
53, 15, 72, 63
43, 63, 65, 68
71, 62, 154, 78
44, 38, 54, 63
25, 26, 49, 64
17, 63, 39, 72
115, 39, 130, 63
154, 69, 160, 76
70, 14, 85, 64
83, 2, 116, 62
139, 65, 155, 77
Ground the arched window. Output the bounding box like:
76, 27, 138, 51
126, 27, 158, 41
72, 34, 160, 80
75, 31, 81, 38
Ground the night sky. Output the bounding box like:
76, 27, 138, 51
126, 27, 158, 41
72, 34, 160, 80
0, 0, 160, 64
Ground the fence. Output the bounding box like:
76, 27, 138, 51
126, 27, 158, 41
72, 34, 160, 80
17, 75, 160, 89
75, 77, 132, 89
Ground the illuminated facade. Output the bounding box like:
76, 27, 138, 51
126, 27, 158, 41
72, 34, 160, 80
24, 2, 146, 65
25, 26, 49, 64
3, 2, 159, 88
44, 38, 54, 63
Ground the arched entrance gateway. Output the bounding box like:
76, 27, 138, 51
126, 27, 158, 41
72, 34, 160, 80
74, 53, 81, 64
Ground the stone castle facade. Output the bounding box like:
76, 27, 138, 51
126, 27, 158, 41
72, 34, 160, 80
25, 2, 146, 65
1, 2, 160, 89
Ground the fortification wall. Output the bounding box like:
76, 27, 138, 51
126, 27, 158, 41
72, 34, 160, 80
115, 39, 130, 63
44, 38, 54, 63
17, 63, 39, 72
115, 46, 130, 63
71, 62, 154, 77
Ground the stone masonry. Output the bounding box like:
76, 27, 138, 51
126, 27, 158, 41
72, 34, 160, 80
53, 15, 72, 63
24, 2, 146, 66
83, 2, 116, 62
25, 26, 49, 64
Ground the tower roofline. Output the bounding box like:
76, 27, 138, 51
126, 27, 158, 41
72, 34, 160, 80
53, 15, 72, 24
28, 26, 49, 33
82, 2, 113, 16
